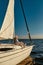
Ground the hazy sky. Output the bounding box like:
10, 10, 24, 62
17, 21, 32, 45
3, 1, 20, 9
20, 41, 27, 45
0, 0, 43, 38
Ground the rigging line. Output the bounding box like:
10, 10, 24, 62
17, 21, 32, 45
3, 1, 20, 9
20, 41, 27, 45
0, 21, 13, 35
20, 0, 32, 43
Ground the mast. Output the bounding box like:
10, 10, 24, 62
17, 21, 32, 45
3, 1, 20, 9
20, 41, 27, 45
20, 0, 32, 43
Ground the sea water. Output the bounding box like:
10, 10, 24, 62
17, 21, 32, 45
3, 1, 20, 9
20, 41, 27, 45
20, 39, 43, 65
0, 39, 43, 64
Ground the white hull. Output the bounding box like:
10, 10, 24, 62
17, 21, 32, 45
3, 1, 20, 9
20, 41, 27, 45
0, 45, 33, 65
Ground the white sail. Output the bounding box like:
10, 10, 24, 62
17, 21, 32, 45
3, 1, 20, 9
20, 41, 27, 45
0, 0, 14, 39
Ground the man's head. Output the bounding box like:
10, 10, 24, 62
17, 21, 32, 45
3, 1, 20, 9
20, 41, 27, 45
15, 35, 18, 40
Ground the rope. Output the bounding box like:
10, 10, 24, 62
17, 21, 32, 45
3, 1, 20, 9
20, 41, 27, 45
20, 0, 32, 43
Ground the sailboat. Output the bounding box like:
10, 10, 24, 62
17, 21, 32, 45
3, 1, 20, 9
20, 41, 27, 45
0, 0, 34, 65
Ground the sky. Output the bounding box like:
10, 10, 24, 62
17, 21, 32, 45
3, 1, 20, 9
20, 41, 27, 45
0, 0, 43, 38
15, 0, 43, 38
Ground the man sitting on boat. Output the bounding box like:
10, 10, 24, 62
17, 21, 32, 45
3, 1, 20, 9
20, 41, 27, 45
14, 36, 25, 47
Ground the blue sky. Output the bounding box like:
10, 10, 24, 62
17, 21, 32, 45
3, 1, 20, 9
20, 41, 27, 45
0, 0, 43, 38
15, 0, 43, 36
